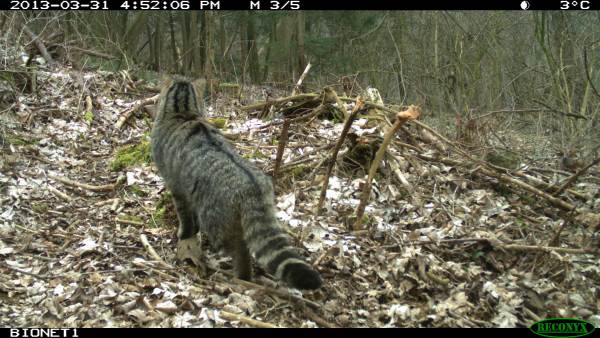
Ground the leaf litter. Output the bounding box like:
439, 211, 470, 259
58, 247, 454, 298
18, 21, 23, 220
1, 41, 599, 329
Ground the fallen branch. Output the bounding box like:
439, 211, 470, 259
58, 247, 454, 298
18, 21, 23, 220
115, 217, 145, 226
554, 154, 600, 196
240, 93, 318, 113
219, 310, 279, 328
140, 234, 173, 269
418, 154, 577, 212
69, 46, 116, 60
354, 105, 421, 230
381, 237, 599, 255
47, 184, 73, 202
316, 97, 364, 214
477, 166, 576, 211
115, 94, 159, 129
48, 174, 118, 192
22, 25, 55, 65
214, 272, 321, 310
303, 308, 337, 328
0, 262, 50, 280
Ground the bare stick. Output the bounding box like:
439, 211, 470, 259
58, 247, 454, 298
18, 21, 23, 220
273, 119, 291, 180
303, 308, 337, 328
477, 166, 576, 211
22, 25, 55, 65
69, 46, 116, 60
140, 234, 173, 269
0, 262, 50, 280
241, 93, 319, 113
354, 105, 421, 230
219, 311, 279, 328
499, 243, 599, 255
292, 62, 312, 96
381, 237, 599, 255
316, 98, 364, 214
214, 272, 321, 310
115, 94, 159, 129
48, 174, 117, 192
47, 185, 73, 202
554, 155, 600, 196
115, 217, 145, 226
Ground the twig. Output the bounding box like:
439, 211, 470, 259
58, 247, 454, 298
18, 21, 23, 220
69, 46, 116, 60
379, 238, 490, 250
219, 310, 279, 328
139, 234, 173, 269
554, 155, 600, 196
417, 257, 449, 287
548, 210, 576, 247
115, 217, 145, 226
292, 62, 312, 96
214, 272, 321, 310
273, 119, 291, 180
115, 94, 159, 129
303, 308, 337, 328
418, 154, 577, 212
22, 25, 55, 65
0, 262, 50, 280
354, 105, 421, 230
380, 237, 599, 255
316, 97, 364, 214
48, 174, 117, 192
499, 243, 598, 255
47, 184, 73, 202
240, 93, 318, 113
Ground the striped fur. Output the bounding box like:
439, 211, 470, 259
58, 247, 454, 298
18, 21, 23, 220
151, 79, 322, 290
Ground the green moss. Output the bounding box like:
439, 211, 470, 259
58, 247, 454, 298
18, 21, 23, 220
153, 191, 177, 228
514, 218, 528, 229
127, 184, 148, 197
31, 202, 49, 213
485, 151, 520, 170
207, 117, 227, 129
110, 137, 152, 172
243, 149, 269, 160
291, 165, 310, 178
84, 110, 94, 125
519, 194, 535, 205
6, 136, 38, 146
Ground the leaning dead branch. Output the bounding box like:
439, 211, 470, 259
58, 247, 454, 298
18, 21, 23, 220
115, 94, 159, 129
554, 155, 600, 196
22, 25, 55, 65
316, 97, 364, 214
354, 105, 421, 230
292, 62, 312, 96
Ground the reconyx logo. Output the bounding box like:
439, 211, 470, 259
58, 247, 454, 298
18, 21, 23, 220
530, 318, 596, 338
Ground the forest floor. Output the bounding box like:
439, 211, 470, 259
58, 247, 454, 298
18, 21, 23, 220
1, 48, 600, 328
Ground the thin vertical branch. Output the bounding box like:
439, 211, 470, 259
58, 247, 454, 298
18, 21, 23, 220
315, 97, 365, 214
273, 118, 291, 181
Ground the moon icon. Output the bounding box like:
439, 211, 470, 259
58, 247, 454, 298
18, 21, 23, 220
520, 1, 530, 9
